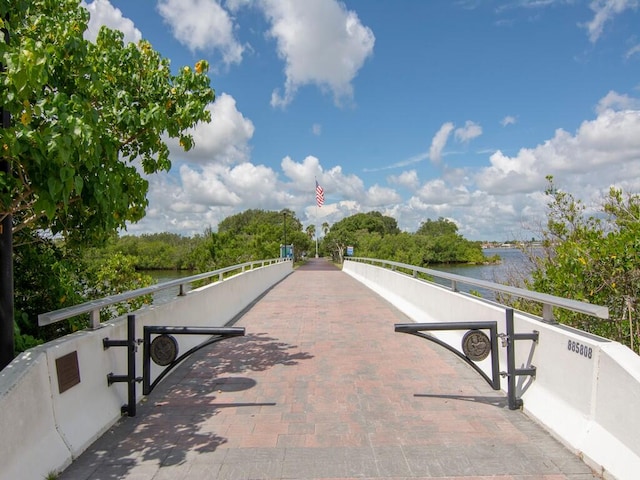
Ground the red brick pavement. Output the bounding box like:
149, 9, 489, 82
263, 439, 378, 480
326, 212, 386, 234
59, 258, 599, 479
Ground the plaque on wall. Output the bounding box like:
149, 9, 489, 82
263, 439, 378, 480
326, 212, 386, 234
56, 351, 81, 394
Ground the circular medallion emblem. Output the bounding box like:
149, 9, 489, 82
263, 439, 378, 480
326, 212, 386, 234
461, 329, 491, 361
150, 334, 178, 366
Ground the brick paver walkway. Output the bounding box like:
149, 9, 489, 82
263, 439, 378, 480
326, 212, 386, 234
60, 258, 599, 479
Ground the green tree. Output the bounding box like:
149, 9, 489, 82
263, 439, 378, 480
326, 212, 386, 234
523, 177, 640, 351
306, 224, 315, 239
217, 209, 310, 263
416, 217, 458, 236
1, 0, 214, 357
0, 0, 214, 240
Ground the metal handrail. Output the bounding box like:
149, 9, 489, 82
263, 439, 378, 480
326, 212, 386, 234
38, 258, 291, 328
345, 257, 609, 322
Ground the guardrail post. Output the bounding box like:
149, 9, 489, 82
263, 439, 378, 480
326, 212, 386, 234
542, 303, 556, 324
89, 309, 101, 329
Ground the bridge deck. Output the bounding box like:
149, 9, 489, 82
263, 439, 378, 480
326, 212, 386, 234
60, 258, 598, 480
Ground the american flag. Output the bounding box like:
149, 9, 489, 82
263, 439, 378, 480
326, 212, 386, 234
315, 181, 324, 207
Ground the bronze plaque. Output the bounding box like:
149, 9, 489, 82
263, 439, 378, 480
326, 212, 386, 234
56, 351, 81, 394
150, 334, 178, 366
461, 329, 492, 361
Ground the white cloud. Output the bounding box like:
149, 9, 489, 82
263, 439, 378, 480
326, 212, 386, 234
584, 0, 639, 43
168, 93, 255, 165
596, 90, 640, 113
180, 165, 243, 206
82, 0, 142, 44
312, 123, 322, 136
454, 120, 483, 143
388, 170, 420, 190
157, 0, 244, 65
476, 107, 640, 194
501, 115, 517, 126
365, 185, 402, 207
429, 122, 454, 164
259, 0, 375, 107
281, 155, 323, 193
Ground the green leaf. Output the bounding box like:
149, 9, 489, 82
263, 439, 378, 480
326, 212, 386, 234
74, 176, 83, 194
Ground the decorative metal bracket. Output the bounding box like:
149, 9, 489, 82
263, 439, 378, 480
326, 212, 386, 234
395, 308, 539, 410
103, 314, 245, 417
142, 326, 245, 396
395, 321, 500, 390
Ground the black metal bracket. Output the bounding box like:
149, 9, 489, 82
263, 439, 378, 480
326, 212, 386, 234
395, 308, 539, 410
103, 315, 143, 417
142, 326, 245, 396
103, 315, 245, 417
395, 321, 500, 390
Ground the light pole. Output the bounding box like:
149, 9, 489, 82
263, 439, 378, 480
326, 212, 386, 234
283, 212, 287, 258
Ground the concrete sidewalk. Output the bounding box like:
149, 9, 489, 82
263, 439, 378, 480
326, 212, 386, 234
59, 258, 599, 479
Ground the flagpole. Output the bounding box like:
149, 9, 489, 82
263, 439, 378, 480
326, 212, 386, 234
314, 179, 324, 258
314, 179, 318, 257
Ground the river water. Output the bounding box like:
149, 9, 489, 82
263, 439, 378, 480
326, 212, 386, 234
429, 247, 536, 299
143, 270, 194, 305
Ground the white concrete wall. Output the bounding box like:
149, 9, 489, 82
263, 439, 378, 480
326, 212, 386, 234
0, 260, 291, 480
343, 260, 640, 480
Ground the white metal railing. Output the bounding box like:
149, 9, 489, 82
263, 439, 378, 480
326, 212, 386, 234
344, 257, 608, 322
38, 258, 291, 328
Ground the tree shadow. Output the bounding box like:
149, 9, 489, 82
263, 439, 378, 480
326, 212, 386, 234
59, 333, 313, 479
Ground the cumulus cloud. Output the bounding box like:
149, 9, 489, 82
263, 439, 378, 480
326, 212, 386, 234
180, 165, 243, 206
365, 185, 402, 206
388, 170, 420, 190
475, 108, 640, 194
157, 0, 244, 65
259, 0, 375, 107
167, 93, 255, 165
454, 121, 483, 143
429, 123, 455, 165
281, 155, 323, 193
584, 0, 639, 43
82, 0, 142, 44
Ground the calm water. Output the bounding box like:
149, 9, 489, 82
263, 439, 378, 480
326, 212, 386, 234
429, 247, 536, 299
144, 270, 194, 305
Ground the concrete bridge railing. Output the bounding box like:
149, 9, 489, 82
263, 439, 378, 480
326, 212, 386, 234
343, 257, 640, 480
0, 259, 292, 480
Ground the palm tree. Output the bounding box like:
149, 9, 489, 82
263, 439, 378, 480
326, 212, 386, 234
322, 222, 330, 235
305, 225, 315, 239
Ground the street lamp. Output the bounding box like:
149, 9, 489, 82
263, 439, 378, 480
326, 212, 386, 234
283, 212, 287, 258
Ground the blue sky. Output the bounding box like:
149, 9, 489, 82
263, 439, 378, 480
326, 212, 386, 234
82, 0, 640, 241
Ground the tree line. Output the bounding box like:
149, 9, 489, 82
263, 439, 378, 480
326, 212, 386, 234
11, 210, 487, 352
